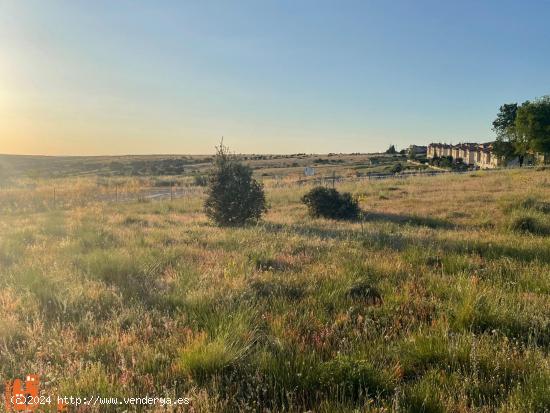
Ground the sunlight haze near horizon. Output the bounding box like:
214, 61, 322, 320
1, 0, 549, 155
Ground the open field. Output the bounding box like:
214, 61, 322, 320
1, 168, 549, 412
0, 153, 425, 182
0, 153, 434, 215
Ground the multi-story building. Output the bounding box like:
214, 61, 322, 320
427, 142, 502, 169
427, 141, 548, 168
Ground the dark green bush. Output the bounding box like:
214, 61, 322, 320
390, 162, 403, 174
386, 144, 397, 154
301, 186, 360, 220
204, 143, 267, 226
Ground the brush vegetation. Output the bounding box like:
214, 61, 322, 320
302, 186, 361, 220
0, 168, 549, 412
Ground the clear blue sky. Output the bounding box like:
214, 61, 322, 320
1, 0, 549, 155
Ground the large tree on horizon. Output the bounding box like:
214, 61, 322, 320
492, 97, 550, 165
492, 103, 519, 136
515, 96, 550, 157
492, 102, 523, 164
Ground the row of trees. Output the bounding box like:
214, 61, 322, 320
492, 96, 550, 165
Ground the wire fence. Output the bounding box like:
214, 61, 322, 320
266, 168, 472, 188
0, 184, 206, 214
0, 167, 512, 214
96, 185, 206, 202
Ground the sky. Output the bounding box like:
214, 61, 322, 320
0, 0, 549, 155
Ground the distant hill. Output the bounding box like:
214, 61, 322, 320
0, 154, 213, 179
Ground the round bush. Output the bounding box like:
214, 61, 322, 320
301, 186, 360, 220
390, 162, 403, 174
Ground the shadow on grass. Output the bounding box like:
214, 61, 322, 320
261, 211, 452, 239
363, 211, 454, 229
262, 222, 354, 241
366, 232, 550, 265
261, 221, 550, 265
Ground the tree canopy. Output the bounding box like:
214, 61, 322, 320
492, 103, 518, 138
515, 96, 550, 154
492, 96, 550, 164
385, 145, 397, 154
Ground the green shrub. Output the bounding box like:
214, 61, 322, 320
204, 143, 267, 226
301, 186, 360, 220
390, 162, 403, 174
507, 213, 548, 235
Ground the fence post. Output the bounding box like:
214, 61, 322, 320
53, 188, 56, 208
170, 182, 173, 201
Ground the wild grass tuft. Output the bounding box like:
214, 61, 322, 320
506, 211, 549, 235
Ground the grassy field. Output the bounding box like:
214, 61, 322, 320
0, 152, 422, 182
1, 168, 549, 412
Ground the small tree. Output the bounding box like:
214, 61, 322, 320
204, 142, 267, 226
385, 145, 397, 154
390, 163, 403, 174
301, 187, 360, 220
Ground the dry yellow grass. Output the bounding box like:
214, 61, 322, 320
0, 168, 549, 412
